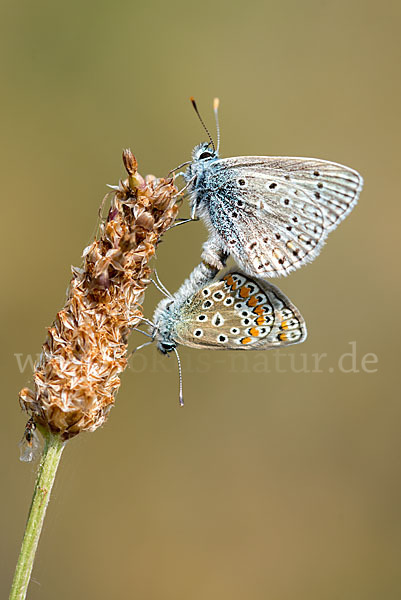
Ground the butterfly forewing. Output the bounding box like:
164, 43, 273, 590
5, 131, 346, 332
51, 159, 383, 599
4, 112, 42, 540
173, 272, 306, 350
201, 156, 362, 278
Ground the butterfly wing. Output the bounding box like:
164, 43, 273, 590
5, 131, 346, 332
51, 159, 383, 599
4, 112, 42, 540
199, 156, 362, 277
173, 271, 307, 350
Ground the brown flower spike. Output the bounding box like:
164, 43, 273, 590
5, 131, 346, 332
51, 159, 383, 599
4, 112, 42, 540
19, 151, 178, 441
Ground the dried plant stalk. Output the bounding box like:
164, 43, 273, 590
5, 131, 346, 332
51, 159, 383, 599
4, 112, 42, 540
11, 151, 178, 600
19, 150, 178, 440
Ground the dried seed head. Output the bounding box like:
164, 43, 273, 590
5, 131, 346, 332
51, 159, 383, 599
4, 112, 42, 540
19, 152, 179, 441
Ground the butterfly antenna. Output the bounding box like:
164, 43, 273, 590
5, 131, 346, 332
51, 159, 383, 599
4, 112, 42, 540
213, 97, 221, 153
190, 97, 215, 152
173, 347, 184, 407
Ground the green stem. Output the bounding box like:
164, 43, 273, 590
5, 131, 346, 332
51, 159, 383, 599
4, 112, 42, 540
10, 430, 65, 600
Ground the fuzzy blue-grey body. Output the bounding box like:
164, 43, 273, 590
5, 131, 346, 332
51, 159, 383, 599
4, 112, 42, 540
153, 261, 218, 354
184, 142, 363, 278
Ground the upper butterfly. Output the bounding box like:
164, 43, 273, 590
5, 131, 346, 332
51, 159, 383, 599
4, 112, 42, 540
183, 98, 363, 278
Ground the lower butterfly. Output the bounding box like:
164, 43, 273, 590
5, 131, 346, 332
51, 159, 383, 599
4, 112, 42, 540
142, 262, 306, 405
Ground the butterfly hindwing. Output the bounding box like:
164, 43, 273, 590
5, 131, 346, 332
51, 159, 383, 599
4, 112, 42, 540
173, 271, 307, 350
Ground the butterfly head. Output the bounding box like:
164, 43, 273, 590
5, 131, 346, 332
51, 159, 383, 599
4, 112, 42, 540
192, 142, 219, 162
157, 339, 176, 355
185, 142, 219, 186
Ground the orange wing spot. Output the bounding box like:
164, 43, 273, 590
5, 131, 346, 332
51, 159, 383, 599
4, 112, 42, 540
254, 306, 264, 315
241, 337, 252, 345
225, 275, 235, 286
249, 327, 259, 337
279, 333, 288, 341
247, 295, 258, 307
281, 320, 289, 330
240, 286, 251, 298
256, 316, 265, 325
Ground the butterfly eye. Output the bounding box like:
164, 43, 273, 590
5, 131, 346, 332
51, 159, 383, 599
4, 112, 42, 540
199, 151, 213, 160
158, 341, 175, 354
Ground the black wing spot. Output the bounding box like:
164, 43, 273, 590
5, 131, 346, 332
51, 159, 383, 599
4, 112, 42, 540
313, 171, 320, 177
269, 182, 277, 189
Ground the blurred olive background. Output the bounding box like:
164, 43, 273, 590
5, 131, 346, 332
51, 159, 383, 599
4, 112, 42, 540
1, 0, 401, 598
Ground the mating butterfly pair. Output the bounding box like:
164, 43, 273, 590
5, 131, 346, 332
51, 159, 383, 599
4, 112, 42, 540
152, 99, 362, 360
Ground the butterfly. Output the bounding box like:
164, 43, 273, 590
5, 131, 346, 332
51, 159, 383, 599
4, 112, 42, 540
153, 262, 307, 356
182, 99, 363, 278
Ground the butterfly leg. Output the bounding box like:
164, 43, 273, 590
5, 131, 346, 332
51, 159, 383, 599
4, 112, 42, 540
166, 216, 199, 231
201, 236, 227, 270
190, 201, 197, 220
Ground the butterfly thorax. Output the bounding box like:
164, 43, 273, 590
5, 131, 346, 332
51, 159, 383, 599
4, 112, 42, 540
153, 261, 220, 354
